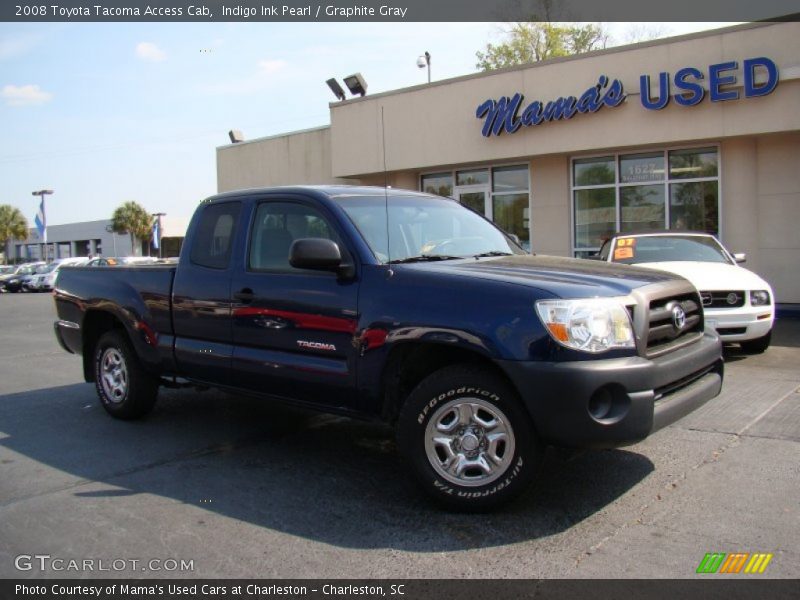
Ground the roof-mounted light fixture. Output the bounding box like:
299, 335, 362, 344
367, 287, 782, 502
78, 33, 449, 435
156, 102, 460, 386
343, 73, 367, 97
326, 78, 347, 101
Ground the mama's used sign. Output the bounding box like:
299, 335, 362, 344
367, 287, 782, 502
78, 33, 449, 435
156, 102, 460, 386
476, 57, 778, 137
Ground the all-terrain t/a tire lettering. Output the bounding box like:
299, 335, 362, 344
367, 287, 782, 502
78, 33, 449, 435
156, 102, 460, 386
397, 364, 542, 511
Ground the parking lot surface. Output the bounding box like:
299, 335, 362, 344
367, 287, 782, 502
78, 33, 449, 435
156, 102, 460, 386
0, 293, 798, 579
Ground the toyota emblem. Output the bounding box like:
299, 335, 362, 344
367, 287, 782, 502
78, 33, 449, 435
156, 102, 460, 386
672, 305, 686, 330
726, 292, 739, 305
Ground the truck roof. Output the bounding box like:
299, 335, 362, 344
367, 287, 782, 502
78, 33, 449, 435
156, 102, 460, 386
204, 185, 440, 204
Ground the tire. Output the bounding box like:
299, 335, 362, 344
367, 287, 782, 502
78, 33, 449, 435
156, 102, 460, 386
93, 330, 159, 419
396, 364, 542, 511
740, 330, 771, 354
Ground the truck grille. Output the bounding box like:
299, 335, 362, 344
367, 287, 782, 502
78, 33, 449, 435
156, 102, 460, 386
699, 290, 745, 308
645, 292, 703, 357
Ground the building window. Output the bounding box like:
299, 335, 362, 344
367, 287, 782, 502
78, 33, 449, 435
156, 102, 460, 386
491, 165, 530, 250
421, 172, 453, 198
572, 146, 719, 257
421, 164, 531, 251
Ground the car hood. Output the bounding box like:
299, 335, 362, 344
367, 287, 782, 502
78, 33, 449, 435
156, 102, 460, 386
404, 254, 683, 298
632, 261, 771, 291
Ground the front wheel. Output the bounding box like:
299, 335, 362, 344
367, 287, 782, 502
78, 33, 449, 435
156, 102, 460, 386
396, 364, 542, 511
740, 330, 771, 354
93, 330, 159, 419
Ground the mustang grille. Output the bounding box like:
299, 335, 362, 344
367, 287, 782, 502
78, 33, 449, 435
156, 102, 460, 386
699, 290, 745, 309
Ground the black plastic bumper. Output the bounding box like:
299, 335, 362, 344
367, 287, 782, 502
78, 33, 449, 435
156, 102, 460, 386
497, 332, 723, 449
53, 320, 80, 355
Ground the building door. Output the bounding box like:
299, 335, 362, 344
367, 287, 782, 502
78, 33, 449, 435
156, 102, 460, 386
454, 185, 492, 220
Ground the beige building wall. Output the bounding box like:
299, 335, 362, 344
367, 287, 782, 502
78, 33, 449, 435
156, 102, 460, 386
754, 132, 800, 303
530, 155, 571, 256
329, 22, 800, 177
216, 126, 356, 192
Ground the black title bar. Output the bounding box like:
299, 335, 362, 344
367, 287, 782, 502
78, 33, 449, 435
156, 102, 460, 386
4, 580, 800, 600
2, 0, 800, 22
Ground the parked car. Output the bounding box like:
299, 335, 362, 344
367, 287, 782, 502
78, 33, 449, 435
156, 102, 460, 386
595, 232, 774, 353
28, 257, 89, 292
0, 265, 14, 292
54, 186, 723, 510
1, 262, 46, 293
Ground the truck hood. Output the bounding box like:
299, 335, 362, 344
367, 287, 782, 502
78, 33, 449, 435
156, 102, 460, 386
632, 261, 771, 292
404, 254, 682, 298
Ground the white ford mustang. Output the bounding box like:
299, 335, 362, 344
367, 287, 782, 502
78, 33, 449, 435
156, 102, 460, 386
596, 232, 774, 353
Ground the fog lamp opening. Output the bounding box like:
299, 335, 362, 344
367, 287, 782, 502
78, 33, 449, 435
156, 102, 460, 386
588, 384, 630, 424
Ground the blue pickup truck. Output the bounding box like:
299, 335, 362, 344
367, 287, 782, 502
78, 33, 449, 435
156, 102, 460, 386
54, 186, 723, 510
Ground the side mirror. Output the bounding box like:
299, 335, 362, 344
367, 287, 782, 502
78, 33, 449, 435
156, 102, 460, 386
289, 238, 354, 278
508, 233, 522, 247
733, 252, 746, 264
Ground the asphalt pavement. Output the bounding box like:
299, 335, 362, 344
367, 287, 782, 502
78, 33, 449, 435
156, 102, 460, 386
0, 293, 798, 579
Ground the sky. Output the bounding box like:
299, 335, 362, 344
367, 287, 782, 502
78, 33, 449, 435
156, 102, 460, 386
0, 21, 737, 231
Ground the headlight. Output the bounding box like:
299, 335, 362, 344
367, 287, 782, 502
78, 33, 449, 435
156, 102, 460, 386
750, 290, 771, 306
536, 298, 635, 353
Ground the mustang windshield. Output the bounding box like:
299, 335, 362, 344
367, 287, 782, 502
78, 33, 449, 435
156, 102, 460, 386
334, 193, 524, 263
611, 235, 733, 265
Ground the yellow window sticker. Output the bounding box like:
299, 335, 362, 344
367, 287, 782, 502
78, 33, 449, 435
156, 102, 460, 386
614, 247, 634, 260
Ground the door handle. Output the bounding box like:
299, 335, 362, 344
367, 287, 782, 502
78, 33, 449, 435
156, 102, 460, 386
233, 288, 255, 303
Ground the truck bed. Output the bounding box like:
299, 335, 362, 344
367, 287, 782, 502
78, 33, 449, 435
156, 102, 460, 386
54, 265, 177, 371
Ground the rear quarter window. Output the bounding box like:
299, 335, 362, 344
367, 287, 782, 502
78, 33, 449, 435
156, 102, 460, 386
190, 202, 242, 269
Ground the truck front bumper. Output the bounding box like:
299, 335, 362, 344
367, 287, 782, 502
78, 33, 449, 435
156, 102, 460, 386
497, 332, 723, 449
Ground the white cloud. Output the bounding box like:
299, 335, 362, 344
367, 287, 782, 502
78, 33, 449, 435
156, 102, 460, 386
257, 59, 287, 74
202, 58, 288, 95
135, 42, 166, 62
0, 33, 44, 61
1, 84, 52, 107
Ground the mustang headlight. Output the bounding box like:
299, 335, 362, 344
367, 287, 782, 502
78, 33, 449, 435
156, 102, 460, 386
536, 298, 635, 353
750, 290, 771, 306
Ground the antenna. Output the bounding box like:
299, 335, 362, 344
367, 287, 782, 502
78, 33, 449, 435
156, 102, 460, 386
381, 106, 392, 270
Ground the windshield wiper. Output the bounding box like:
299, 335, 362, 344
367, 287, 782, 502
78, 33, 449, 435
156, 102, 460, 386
473, 251, 513, 258
388, 255, 463, 264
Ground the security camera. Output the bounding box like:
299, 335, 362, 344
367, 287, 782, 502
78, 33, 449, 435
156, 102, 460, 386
416, 56, 427, 68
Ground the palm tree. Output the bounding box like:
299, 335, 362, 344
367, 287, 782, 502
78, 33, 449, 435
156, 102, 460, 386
111, 201, 153, 256
0, 204, 29, 265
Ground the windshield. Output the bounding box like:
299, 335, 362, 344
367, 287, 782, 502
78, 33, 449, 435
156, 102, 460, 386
335, 193, 524, 263
610, 235, 732, 265
40, 264, 58, 273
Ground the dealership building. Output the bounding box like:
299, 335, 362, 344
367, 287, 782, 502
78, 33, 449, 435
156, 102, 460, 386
216, 22, 800, 306
6, 217, 189, 263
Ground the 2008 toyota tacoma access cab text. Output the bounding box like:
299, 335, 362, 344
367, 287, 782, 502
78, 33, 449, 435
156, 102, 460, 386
54, 186, 724, 510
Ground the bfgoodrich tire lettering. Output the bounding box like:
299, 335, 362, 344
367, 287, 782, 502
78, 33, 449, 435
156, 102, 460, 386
397, 364, 542, 511
93, 330, 159, 420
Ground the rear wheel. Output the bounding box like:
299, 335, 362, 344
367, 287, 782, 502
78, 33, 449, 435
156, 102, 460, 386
740, 331, 771, 354
397, 364, 542, 511
93, 330, 159, 419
